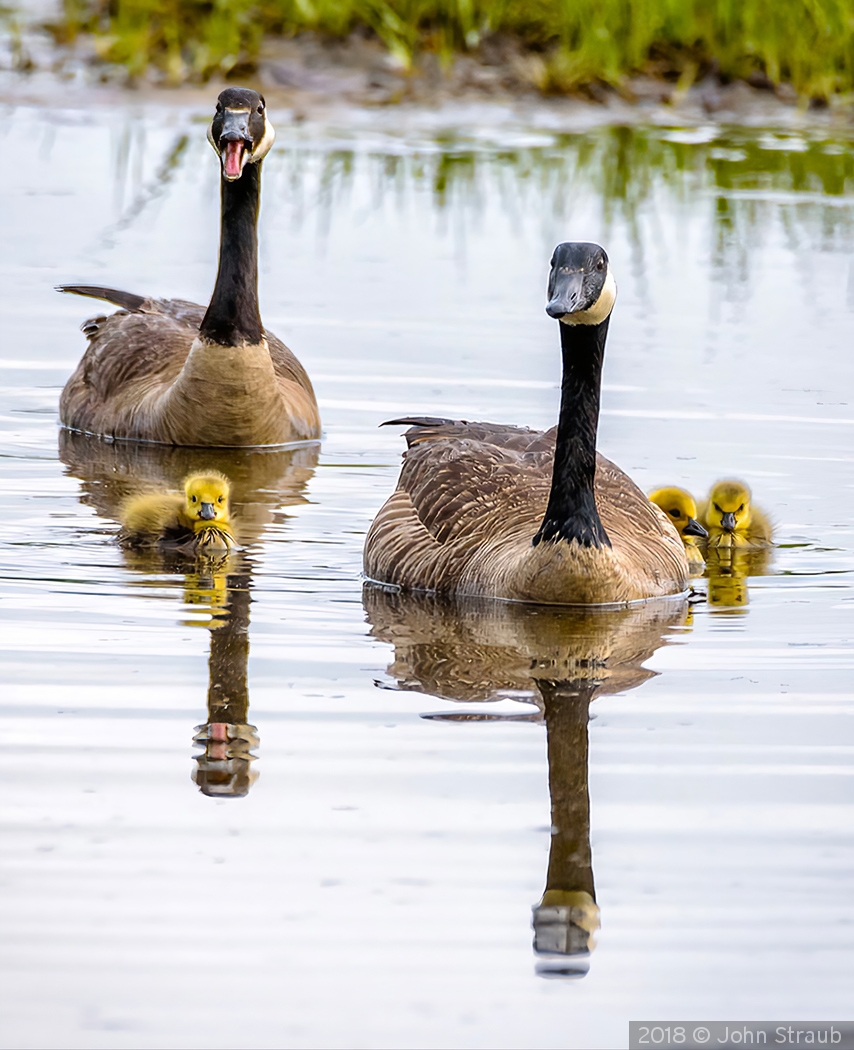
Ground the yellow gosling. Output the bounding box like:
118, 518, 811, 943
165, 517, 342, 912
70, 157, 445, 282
119, 471, 237, 554
648, 486, 708, 575
700, 479, 773, 551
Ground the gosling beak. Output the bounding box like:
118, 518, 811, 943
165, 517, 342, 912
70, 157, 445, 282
546, 269, 584, 319
199, 502, 216, 521
220, 110, 252, 181
720, 511, 737, 532
683, 517, 708, 539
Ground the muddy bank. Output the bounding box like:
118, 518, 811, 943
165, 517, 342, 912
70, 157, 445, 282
3, 6, 854, 132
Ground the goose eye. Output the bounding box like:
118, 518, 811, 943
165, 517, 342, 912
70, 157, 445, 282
596, 258, 605, 272
216, 102, 222, 112
257, 104, 264, 114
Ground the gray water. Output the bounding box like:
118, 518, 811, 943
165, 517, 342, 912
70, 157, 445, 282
1, 103, 852, 1048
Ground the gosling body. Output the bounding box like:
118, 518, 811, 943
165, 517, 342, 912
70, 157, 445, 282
59, 89, 320, 448
701, 479, 773, 550
120, 471, 236, 554
648, 486, 708, 575
364, 244, 689, 606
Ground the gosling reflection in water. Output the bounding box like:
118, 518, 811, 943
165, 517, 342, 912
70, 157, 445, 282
59, 430, 320, 797
363, 585, 689, 977
704, 545, 772, 612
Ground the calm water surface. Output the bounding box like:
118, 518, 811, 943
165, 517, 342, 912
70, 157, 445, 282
1, 103, 853, 1048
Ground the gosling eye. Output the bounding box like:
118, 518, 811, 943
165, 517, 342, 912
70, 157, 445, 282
669, 509, 680, 518
713, 503, 722, 513
737, 503, 744, 512
218, 496, 224, 503
191, 495, 197, 503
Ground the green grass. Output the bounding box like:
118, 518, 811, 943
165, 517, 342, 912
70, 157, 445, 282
54, 0, 854, 98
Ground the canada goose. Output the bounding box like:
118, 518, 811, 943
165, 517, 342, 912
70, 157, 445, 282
700, 479, 773, 550
120, 471, 237, 553
363, 242, 689, 605
59, 87, 320, 447
648, 486, 708, 575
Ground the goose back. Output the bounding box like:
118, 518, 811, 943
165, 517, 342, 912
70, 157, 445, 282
364, 419, 688, 605
59, 291, 320, 446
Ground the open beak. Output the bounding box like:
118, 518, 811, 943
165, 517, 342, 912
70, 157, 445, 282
199, 502, 216, 521
546, 269, 584, 319
222, 139, 247, 180
683, 517, 708, 539
219, 109, 252, 181
720, 511, 737, 532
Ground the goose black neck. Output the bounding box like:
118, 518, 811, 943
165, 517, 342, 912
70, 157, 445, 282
200, 164, 263, 346
533, 319, 610, 548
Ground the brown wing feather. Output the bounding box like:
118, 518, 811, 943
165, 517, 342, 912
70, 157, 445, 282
66, 309, 192, 424
398, 437, 552, 545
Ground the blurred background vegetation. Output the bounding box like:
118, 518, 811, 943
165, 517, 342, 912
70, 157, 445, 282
49, 0, 854, 99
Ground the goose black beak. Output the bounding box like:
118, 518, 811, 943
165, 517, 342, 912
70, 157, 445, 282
683, 517, 708, 539
720, 512, 737, 532
199, 502, 216, 521
546, 270, 584, 319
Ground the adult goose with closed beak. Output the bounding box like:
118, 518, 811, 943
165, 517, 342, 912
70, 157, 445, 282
363, 242, 689, 605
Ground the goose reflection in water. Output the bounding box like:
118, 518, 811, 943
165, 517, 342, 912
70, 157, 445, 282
363, 585, 691, 978
191, 565, 259, 797
58, 430, 319, 795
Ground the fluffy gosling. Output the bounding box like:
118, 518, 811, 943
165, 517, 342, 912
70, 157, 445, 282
648, 486, 708, 575
700, 479, 773, 550
119, 471, 237, 554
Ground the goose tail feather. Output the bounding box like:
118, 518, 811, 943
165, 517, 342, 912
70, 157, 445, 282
380, 416, 466, 428
56, 285, 148, 312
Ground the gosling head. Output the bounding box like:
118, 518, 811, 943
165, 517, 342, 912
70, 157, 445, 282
707, 479, 753, 534
184, 471, 231, 529
649, 487, 708, 541
207, 87, 275, 182
546, 242, 617, 326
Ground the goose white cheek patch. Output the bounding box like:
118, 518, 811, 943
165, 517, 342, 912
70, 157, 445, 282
253, 119, 276, 162
560, 268, 617, 326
